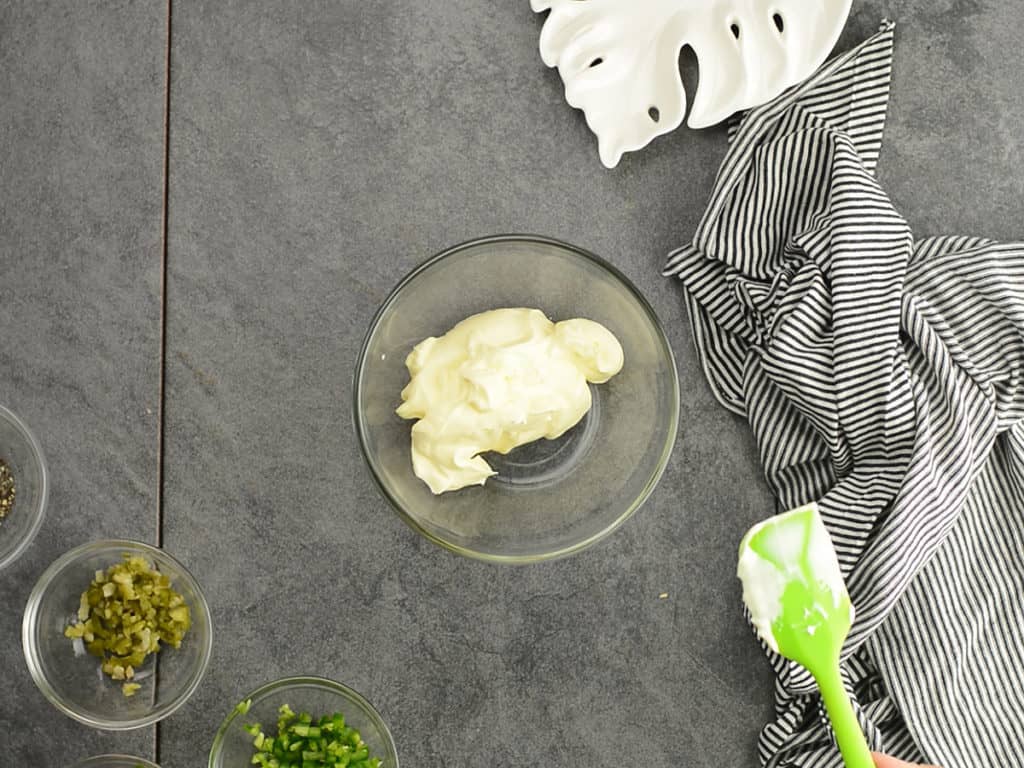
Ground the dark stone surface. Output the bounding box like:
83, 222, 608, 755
7, 1, 1024, 766
157, 3, 770, 766
0, 0, 165, 763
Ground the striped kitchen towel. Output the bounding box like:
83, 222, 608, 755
664, 22, 1024, 768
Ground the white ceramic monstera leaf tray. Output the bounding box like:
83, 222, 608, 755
532, 0, 852, 167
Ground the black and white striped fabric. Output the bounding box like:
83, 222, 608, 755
664, 22, 1024, 768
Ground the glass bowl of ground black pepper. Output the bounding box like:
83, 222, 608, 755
0, 403, 48, 571
209, 676, 398, 768
22, 539, 213, 730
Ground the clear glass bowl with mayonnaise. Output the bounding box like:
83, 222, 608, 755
354, 235, 679, 563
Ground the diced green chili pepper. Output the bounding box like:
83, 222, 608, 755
242, 702, 383, 768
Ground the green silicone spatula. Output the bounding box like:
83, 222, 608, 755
737, 502, 873, 768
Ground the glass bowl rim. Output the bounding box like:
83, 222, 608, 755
0, 402, 49, 571
74, 754, 161, 768
352, 233, 680, 565
21, 538, 214, 730
207, 675, 399, 768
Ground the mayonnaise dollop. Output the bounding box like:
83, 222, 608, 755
396, 308, 624, 494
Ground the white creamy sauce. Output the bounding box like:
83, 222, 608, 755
737, 544, 791, 653
397, 308, 624, 494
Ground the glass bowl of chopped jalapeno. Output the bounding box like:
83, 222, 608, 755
209, 676, 398, 768
0, 403, 48, 571
22, 539, 213, 730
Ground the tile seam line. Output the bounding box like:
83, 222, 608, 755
157, 0, 172, 550
155, 0, 173, 764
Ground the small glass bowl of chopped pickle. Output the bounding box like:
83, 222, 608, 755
0, 403, 48, 571
74, 755, 161, 768
22, 539, 213, 730
209, 676, 398, 768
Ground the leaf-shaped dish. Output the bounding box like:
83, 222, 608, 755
532, 0, 852, 167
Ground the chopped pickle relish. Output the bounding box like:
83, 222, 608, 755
64, 554, 192, 696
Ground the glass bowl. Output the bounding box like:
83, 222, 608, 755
74, 756, 160, 768
22, 539, 213, 730
0, 403, 48, 570
355, 234, 679, 563
209, 676, 398, 768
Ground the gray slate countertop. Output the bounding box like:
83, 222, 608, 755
2, 2, 1022, 766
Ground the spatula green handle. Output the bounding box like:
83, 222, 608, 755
814, 662, 874, 768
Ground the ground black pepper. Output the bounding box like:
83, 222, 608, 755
0, 458, 15, 522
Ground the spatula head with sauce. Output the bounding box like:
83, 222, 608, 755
737, 503, 873, 768
737, 502, 853, 666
